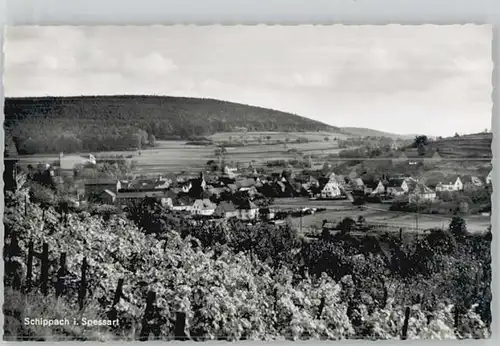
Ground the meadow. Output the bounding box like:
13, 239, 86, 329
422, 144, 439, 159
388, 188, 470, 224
18, 132, 346, 174
271, 197, 490, 234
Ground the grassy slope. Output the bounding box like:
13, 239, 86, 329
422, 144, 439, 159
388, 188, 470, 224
340, 127, 417, 140
4, 96, 339, 139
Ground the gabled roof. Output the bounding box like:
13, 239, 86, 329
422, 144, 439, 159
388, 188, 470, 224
362, 179, 381, 189
237, 199, 258, 210
172, 196, 195, 206
410, 184, 435, 195
322, 181, 340, 189
387, 178, 406, 188
193, 198, 216, 210
440, 175, 461, 185
353, 178, 364, 186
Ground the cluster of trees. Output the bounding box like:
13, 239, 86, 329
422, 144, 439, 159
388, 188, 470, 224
123, 196, 491, 331
9, 119, 156, 155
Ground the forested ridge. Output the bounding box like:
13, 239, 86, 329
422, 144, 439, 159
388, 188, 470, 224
4, 96, 338, 155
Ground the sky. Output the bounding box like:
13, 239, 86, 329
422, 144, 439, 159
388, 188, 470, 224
3, 25, 493, 137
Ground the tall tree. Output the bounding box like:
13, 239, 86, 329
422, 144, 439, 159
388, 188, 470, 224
413, 135, 429, 148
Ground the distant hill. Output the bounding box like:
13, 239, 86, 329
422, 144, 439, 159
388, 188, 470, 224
4, 95, 339, 155
341, 127, 417, 140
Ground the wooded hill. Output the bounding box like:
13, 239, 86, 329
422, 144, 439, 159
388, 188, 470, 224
4, 96, 339, 155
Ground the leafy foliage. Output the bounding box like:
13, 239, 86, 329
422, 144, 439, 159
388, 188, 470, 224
2, 178, 492, 340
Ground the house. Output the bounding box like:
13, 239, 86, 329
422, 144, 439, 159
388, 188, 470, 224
223, 165, 238, 178
408, 184, 437, 203
386, 178, 409, 196
320, 181, 342, 199
329, 173, 346, 187
237, 199, 259, 220
486, 170, 492, 185
404, 177, 418, 191
214, 201, 239, 219
389, 187, 406, 197
115, 190, 175, 207
84, 179, 121, 201
154, 176, 172, 189
435, 176, 463, 192
171, 196, 195, 212
363, 180, 385, 195
191, 199, 217, 216
350, 178, 365, 191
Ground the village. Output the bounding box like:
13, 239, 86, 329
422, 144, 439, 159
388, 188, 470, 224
15, 144, 493, 235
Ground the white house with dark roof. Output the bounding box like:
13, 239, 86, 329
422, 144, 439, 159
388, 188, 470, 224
386, 178, 409, 196
237, 200, 259, 220
486, 170, 492, 185
435, 176, 463, 192
409, 184, 437, 203
191, 199, 217, 216
320, 180, 342, 199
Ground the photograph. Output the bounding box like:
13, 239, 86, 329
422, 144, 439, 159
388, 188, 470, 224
2, 25, 493, 341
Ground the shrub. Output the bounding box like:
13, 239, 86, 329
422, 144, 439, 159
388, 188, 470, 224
449, 216, 467, 236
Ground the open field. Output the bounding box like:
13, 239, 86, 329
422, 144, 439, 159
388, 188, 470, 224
272, 197, 491, 234
208, 131, 349, 142
16, 133, 346, 174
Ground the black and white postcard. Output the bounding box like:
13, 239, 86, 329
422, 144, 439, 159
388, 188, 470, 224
2, 25, 493, 341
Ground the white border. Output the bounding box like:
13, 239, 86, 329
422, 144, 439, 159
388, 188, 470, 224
0, 1, 497, 346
